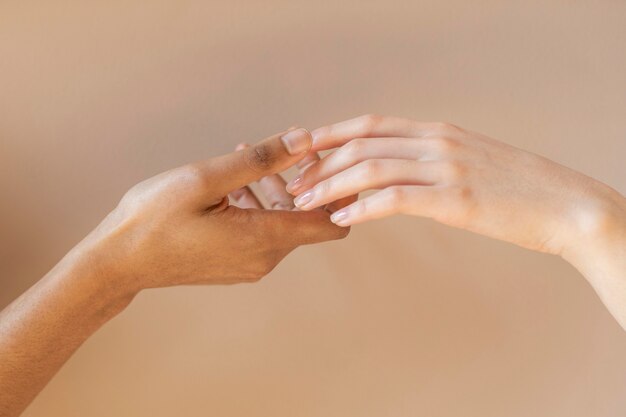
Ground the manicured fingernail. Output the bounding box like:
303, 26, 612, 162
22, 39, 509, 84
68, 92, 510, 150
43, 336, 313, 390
281, 128, 311, 155
330, 209, 350, 226
294, 190, 314, 208
286, 175, 303, 193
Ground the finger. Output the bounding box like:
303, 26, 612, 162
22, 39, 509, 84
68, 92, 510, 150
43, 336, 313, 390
258, 174, 294, 210
202, 128, 313, 197
286, 150, 321, 201
286, 138, 430, 195
240, 207, 350, 246
329, 186, 446, 227
311, 114, 443, 151
296, 150, 321, 173
235, 143, 294, 210
229, 186, 262, 209
293, 159, 443, 211
228, 143, 263, 209
297, 150, 359, 214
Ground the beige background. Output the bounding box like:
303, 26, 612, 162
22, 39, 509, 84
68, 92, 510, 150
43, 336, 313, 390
1, 1, 626, 416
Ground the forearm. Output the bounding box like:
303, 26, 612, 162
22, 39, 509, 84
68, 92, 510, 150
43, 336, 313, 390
0, 245, 134, 417
562, 184, 626, 330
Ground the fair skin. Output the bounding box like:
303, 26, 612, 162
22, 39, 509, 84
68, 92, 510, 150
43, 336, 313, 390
0, 128, 348, 417
288, 114, 626, 330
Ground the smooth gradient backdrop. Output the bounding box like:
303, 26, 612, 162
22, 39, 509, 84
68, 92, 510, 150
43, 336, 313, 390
1, 1, 625, 416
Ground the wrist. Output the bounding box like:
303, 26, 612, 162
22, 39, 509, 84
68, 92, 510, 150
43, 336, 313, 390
560, 181, 626, 271
55, 240, 139, 323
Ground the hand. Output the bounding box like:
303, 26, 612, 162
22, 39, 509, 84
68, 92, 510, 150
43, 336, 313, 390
286, 114, 626, 330
287, 115, 622, 257
0, 127, 350, 417
79, 127, 349, 297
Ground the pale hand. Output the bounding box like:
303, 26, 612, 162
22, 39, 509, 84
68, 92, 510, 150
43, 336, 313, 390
287, 115, 626, 329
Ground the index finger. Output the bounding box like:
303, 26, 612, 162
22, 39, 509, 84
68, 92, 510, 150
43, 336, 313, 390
203, 128, 313, 197
242, 207, 350, 246
311, 114, 437, 152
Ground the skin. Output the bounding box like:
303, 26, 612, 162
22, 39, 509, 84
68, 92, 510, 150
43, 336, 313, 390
288, 114, 626, 330
1, 117, 623, 416
0, 128, 349, 417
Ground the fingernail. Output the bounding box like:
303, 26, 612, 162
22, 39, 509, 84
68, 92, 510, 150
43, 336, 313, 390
286, 175, 303, 193
330, 209, 350, 226
281, 128, 311, 155
294, 190, 314, 208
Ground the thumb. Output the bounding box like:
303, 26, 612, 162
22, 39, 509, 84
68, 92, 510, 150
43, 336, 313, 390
247, 209, 351, 247
203, 128, 312, 197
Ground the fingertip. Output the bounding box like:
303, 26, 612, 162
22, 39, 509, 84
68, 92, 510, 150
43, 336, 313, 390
285, 175, 303, 195
293, 189, 317, 210
323, 213, 351, 240
236, 143, 249, 151
337, 224, 351, 239
330, 209, 352, 227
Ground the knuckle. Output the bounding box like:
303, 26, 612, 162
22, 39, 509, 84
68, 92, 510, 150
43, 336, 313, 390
361, 159, 384, 177
386, 186, 407, 208
452, 185, 473, 203
244, 144, 276, 173
160, 164, 210, 196
442, 160, 467, 183
344, 138, 366, 159
357, 113, 383, 134
432, 121, 461, 134
447, 185, 475, 222
120, 182, 141, 203
179, 163, 207, 183
431, 136, 461, 155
